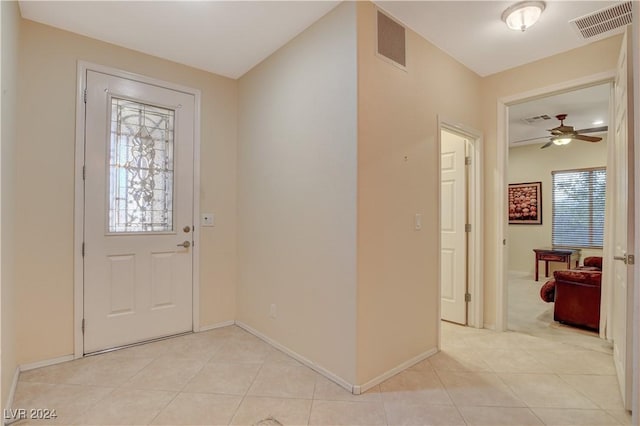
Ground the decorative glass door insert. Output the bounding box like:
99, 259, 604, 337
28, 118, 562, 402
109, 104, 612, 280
108, 98, 175, 233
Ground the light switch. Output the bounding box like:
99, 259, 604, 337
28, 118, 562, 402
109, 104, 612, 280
415, 213, 422, 230
201, 213, 214, 227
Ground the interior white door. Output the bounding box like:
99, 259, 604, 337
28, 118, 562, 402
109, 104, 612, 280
440, 130, 467, 325
611, 30, 634, 409
84, 70, 195, 353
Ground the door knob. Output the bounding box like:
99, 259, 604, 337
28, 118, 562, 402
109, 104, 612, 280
177, 241, 191, 248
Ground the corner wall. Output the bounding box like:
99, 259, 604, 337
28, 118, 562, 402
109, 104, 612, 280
14, 19, 238, 365
237, 2, 358, 383
508, 139, 608, 275
1, 0, 21, 409
356, 2, 482, 384
481, 35, 623, 328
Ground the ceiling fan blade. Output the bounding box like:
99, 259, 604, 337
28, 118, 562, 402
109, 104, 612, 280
576, 126, 608, 134
574, 134, 602, 143
540, 141, 553, 149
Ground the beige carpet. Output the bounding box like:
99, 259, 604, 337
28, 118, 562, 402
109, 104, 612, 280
507, 271, 613, 354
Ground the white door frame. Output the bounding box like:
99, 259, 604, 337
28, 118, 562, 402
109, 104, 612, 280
73, 61, 202, 358
494, 71, 616, 332
438, 117, 483, 329
632, 2, 640, 422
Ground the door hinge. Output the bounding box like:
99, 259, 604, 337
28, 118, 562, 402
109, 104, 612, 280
82, 242, 85, 257
465, 156, 471, 165
82, 165, 86, 180
465, 223, 471, 233
464, 293, 471, 302
81, 318, 85, 333
83, 88, 87, 104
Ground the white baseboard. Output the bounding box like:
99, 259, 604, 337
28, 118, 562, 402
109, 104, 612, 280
352, 347, 438, 395
484, 322, 496, 330
20, 355, 74, 372
198, 320, 235, 332
508, 270, 530, 278
235, 321, 355, 394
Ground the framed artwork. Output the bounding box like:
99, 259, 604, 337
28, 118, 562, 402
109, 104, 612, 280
508, 182, 542, 224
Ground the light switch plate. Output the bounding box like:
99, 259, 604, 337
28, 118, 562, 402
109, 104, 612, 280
201, 213, 214, 227
415, 213, 422, 230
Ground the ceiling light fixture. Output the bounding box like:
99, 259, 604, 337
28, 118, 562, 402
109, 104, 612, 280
553, 137, 572, 146
592, 119, 604, 125
502, 1, 546, 32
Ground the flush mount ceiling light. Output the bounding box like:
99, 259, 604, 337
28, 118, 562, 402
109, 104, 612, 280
502, 1, 546, 32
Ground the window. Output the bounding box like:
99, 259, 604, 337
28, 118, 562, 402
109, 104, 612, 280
552, 167, 606, 248
108, 98, 175, 233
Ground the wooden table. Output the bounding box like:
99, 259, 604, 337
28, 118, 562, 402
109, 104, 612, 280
533, 248, 581, 281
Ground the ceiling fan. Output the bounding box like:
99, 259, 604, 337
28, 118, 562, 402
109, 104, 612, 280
540, 114, 603, 149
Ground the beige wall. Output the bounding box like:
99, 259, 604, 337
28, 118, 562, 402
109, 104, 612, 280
1, 0, 21, 409
237, 3, 358, 383
481, 35, 622, 328
508, 139, 607, 275
14, 19, 238, 364
356, 2, 481, 384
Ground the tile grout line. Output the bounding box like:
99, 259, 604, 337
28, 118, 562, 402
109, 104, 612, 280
227, 356, 268, 425
308, 376, 318, 426
156, 341, 232, 424
431, 366, 471, 425
144, 338, 234, 425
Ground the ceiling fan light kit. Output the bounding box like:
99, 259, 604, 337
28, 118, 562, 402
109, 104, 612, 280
552, 137, 572, 146
502, 1, 545, 32
540, 114, 603, 149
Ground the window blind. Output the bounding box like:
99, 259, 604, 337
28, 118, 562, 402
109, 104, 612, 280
552, 167, 606, 248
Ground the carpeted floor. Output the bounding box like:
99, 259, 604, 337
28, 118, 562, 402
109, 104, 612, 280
507, 272, 613, 354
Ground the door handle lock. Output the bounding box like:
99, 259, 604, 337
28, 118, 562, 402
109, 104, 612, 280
614, 254, 635, 265
177, 241, 191, 248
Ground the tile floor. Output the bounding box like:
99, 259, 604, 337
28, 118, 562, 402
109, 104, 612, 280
10, 322, 632, 426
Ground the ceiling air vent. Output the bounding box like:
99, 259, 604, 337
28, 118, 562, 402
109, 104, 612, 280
569, 1, 632, 41
377, 10, 406, 68
522, 114, 552, 125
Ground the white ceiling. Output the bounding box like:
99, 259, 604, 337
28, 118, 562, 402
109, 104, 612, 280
18, 1, 620, 144
19, 1, 626, 79
375, 1, 625, 77
18, 1, 341, 79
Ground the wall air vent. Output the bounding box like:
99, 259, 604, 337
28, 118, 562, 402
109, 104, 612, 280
377, 10, 406, 68
569, 1, 632, 41
522, 114, 552, 125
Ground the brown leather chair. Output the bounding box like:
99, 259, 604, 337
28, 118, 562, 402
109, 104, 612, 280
553, 268, 601, 331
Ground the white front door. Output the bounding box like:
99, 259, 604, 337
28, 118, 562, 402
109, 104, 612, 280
84, 70, 195, 354
611, 30, 634, 409
440, 130, 467, 325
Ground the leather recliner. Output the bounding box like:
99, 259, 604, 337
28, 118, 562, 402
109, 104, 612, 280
539, 256, 602, 331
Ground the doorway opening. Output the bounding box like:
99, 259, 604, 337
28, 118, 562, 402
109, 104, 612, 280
438, 119, 483, 331
496, 60, 634, 410
505, 82, 611, 352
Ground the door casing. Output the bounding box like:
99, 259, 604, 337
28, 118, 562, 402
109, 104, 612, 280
437, 117, 483, 335
495, 71, 616, 332
74, 61, 202, 358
